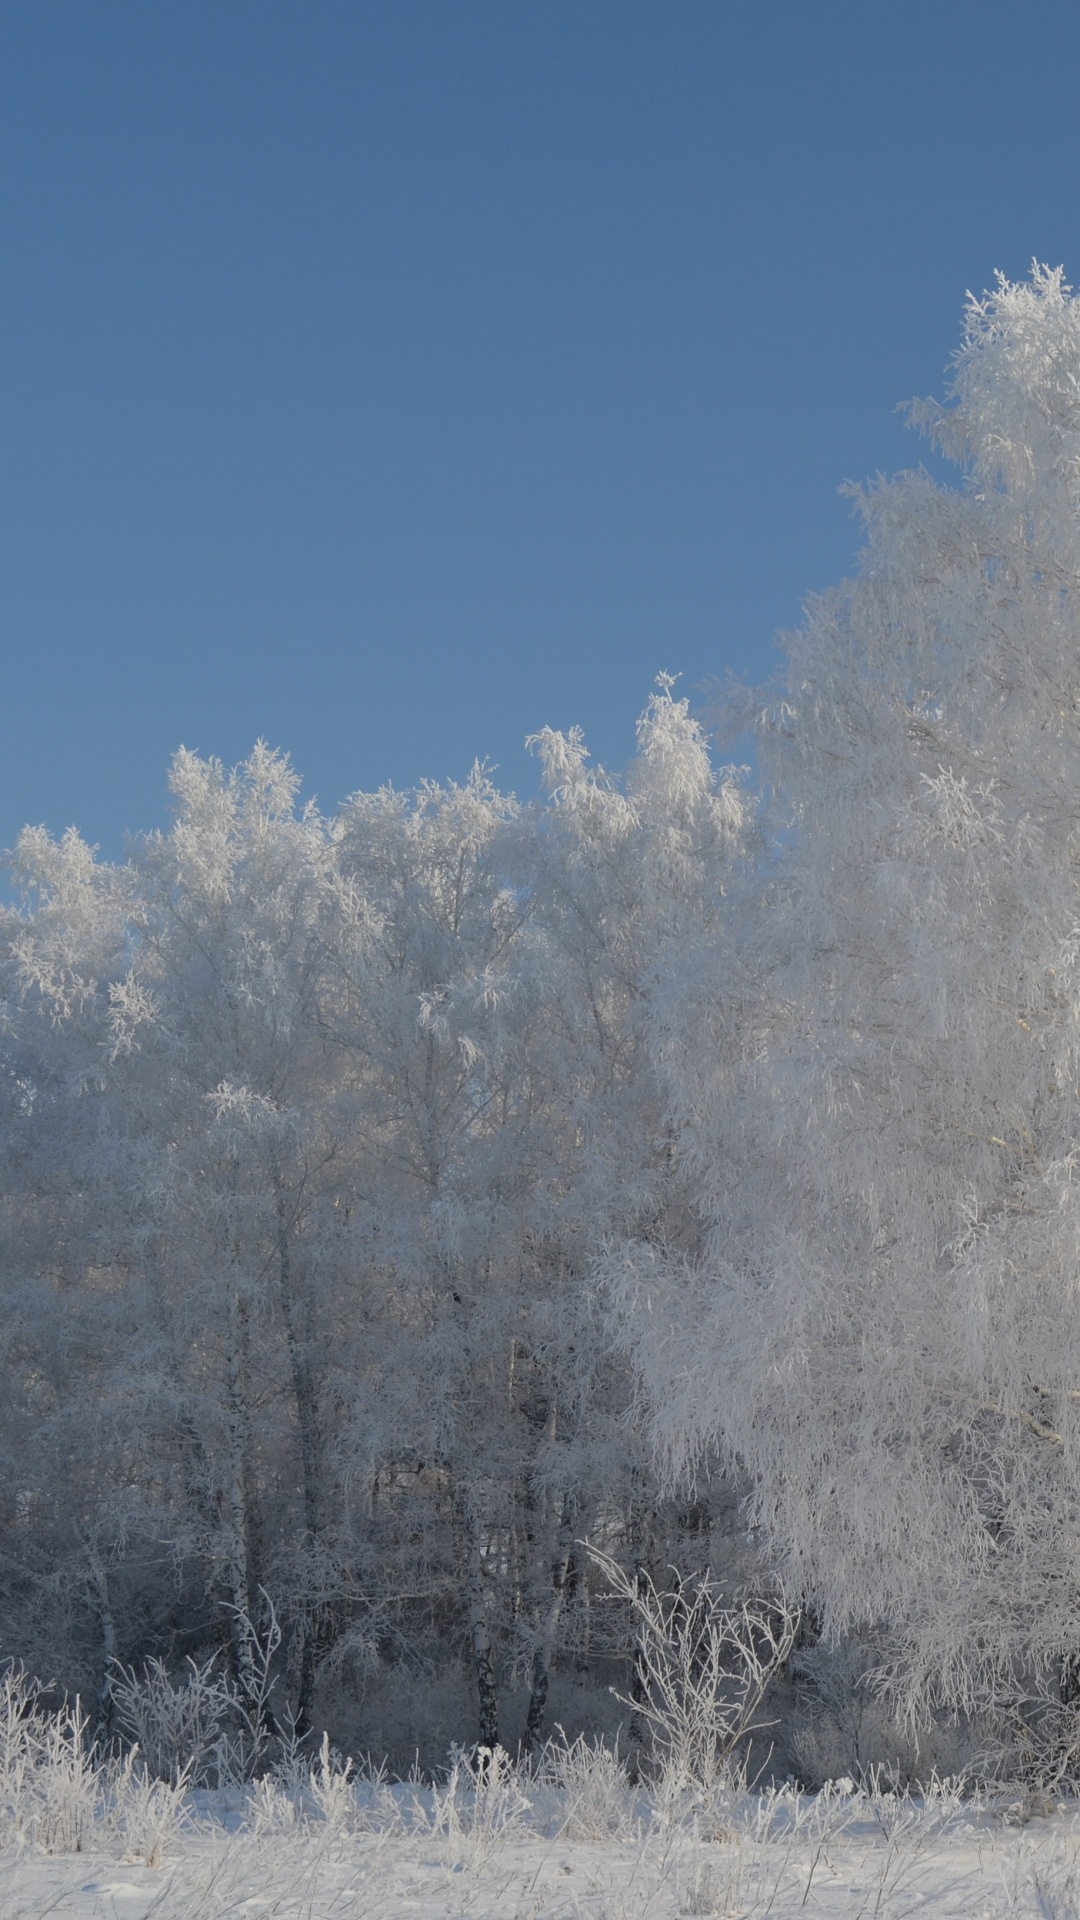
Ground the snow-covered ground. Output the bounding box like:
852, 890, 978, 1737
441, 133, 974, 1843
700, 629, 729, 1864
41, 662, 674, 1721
6, 1776, 1080, 1919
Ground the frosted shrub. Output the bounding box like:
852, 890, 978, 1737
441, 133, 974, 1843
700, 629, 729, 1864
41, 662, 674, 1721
788, 1636, 979, 1789
248, 1769, 304, 1835
101, 1749, 193, 1865
110, 1654, 239, 1786
347, 1752, 407, 1835
306, 1730, 356, 1832
27, 1697, 98, 1855
0, 1664, 47, 1840
249, 1732, 391, 1842
0, 1667, 167, 1858
430, 1742, 531, 1861
590, 1547, 797, 1803
0, 1678, 98, 1856
111, 1604, 283, 1786
529, 1728, 638, 1841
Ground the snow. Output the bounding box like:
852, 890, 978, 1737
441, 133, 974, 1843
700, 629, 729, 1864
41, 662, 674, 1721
5, 1790, 1080, 1918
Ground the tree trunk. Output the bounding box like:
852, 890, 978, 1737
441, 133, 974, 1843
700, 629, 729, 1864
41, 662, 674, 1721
85, 1540, 117, 1748
273, 1188, 326, 1736
221, 1289, 263, 1704
464, 1507, 499, 1750
522, 1505, 576, 1754
273, 1188, 323, 1548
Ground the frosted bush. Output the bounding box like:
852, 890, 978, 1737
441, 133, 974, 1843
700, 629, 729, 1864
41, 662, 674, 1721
528, 1727, 638, 1840
788, 1637, 980, 1790
589, 1546, 797, 1801
0, 1665, 197, 1862
305, 1730, 357, 1832
101, 1749, 193, 1865
24, 1697, 97, 1855
247, 1769, 304, 1835
430, 1741, 532, 1861
110, 1655, 238, 1786
0, 1664, 47, 1842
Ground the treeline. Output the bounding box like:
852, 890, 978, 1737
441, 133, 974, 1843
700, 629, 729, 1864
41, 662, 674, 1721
0, 690, 751, 1766
14, 266, 1080, 1785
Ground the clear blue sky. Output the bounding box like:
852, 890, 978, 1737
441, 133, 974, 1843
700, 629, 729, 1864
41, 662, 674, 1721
2, 0, 1078, 854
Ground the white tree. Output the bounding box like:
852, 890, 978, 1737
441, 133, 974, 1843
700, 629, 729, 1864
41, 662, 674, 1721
0, 700, 752, 1760
298, 697, 749, 1752
0, 826, 180, 1714
0, 748, 378, 1729
524, 685, 752, 1754
109, 744, 361, 1723
614, 266, 1080, 1720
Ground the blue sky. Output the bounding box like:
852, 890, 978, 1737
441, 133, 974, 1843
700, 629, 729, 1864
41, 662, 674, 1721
2, 0, 1079, 854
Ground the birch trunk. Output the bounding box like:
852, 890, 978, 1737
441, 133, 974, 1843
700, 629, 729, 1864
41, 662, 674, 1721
522, 1515, 575, 1754
463, 1506, 499, 1750
85, 1540, 117, 1746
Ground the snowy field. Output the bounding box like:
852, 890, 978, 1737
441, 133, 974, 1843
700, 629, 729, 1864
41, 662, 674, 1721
6, 1764, 1080, 1920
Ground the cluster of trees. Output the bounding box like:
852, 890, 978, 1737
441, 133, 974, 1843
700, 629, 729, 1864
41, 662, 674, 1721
0, 687, 749, 1761
9, 265, 1080, 1769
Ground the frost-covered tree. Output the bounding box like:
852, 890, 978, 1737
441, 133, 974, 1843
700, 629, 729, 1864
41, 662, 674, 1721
329, 765, 547, 1748
0, 828, 151, 1710
0, 750, 365, 1725
516, 684, 751, 1743
329, 693, 750, 1751
104, 746, 368, 1725
0, 695, 751, 1758
615, 266, 1080, 1718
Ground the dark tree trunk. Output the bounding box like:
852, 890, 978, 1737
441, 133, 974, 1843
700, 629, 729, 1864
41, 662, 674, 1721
463, 1505, 499, 1750
273, 1182, 327, 1738
85, 1541, 117, 1749
274, 1189, 323, 1545
221, 1289, 265, 1708
522, 1508, 576, 1754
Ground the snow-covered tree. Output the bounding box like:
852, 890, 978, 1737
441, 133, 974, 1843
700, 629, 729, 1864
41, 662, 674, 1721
615, 266, 1080, 1718
0, 696, 751, 1757
0, 829, 145, 1706
329, 696, 750, 1750
0, 751, 364, 1723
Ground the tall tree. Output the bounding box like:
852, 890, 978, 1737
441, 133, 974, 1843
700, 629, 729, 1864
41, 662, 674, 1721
615, 266, 1080, 1717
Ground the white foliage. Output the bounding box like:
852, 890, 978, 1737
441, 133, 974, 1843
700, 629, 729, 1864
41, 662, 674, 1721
109, 1657, 240, 1787
614, 264, 1080, 1718
0, 695, 750, 1760
0, 1665, 191, 1862
588, 1546, 797, 1803
527, 1727, 639, 1840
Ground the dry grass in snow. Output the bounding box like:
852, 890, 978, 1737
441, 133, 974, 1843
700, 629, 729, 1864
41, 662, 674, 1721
4, 1729, 1080, 1918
